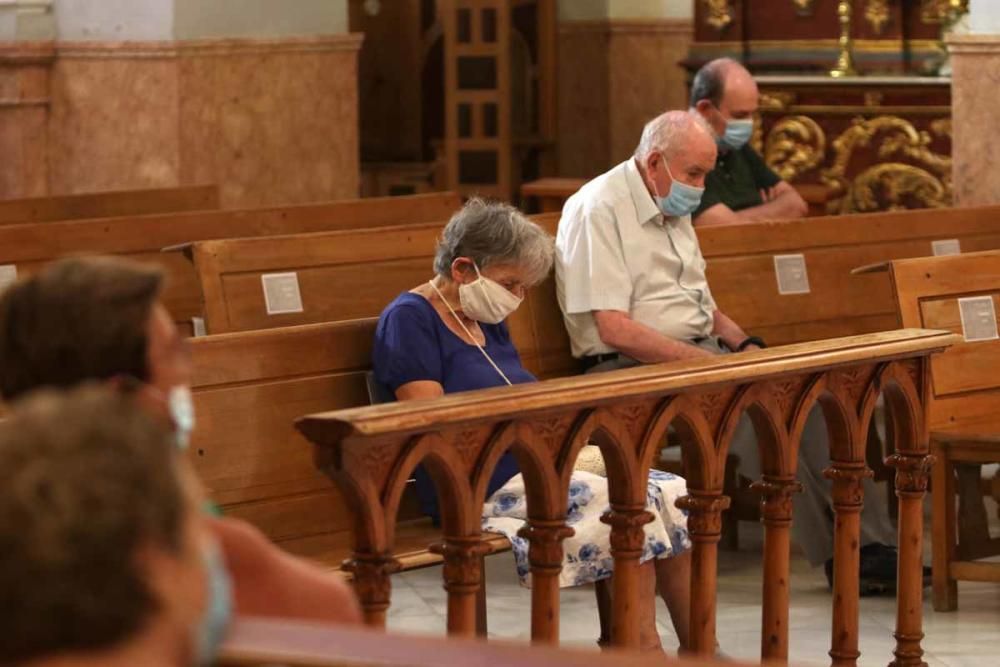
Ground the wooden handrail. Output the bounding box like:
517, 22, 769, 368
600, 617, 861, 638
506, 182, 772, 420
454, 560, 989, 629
296, 329, 956, 664
217, 617, 750, 667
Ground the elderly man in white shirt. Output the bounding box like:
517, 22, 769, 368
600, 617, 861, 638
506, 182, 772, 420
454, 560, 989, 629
555, 110, 905, 595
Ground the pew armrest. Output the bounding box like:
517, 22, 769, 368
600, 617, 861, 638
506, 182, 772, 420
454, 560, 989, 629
161, 241, 195, 262
851, 261, 891, 275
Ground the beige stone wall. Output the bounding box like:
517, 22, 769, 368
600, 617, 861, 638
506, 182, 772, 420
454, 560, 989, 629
949, 34, 1000, 206
557, 4, 693, 178
45, 36, 361, 207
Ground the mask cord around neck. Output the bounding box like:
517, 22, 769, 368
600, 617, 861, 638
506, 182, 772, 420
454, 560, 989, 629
428, 280, 513, 386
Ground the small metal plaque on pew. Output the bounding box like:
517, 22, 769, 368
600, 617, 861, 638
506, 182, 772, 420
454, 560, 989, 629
0, 264, 16, 292
773, 254, 811, 295
932, 239, 961, 256
191, 317, 207, 337
958, 296, 999, 342
261, 272, 304, 315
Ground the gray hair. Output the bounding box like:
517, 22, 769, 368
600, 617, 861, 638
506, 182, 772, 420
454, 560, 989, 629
434, 198, 554, 286
633, 110, 714, 162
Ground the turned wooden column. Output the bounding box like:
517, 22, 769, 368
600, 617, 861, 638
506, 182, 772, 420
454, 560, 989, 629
675, 491, 730, 656
518, 519, 574, 644
343, 553, 401, 627
886, 453, 933, 667
824, 461, 873, 667
431, 537, 491, 637
601, 505, 654, 650
752, 476, 802, 662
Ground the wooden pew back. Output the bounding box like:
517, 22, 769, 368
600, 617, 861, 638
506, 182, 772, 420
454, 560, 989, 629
699, 205, 1000, 346
879, 250, 1000, 434
185, 212, 576, 379
185, 204, 1000, 356
0, 185, 219, 224
0, 191, 462, 330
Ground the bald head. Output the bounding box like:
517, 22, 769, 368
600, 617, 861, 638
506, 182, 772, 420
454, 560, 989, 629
690, 58, 759, 142
634, 110, 715, 163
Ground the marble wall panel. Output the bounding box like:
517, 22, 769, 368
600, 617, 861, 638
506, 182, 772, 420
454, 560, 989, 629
47, 43, 181, 194
0, 43, 54, 199
177, 35, 362, 207
949, 34, 1000, 206
557, 18, 693, 179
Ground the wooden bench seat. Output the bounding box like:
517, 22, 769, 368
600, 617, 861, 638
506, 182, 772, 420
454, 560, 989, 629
0, 184, 220, 224
0, 191, 461, 332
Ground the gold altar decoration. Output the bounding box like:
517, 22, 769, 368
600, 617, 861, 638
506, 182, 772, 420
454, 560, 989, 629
920, 0, 968, 23
792, 0, 816, 16
820, 116, 952, 213
864, 0, 891, 35
830, 0, 858, 78
764, 116, 826, 183
701, 0, 734, 31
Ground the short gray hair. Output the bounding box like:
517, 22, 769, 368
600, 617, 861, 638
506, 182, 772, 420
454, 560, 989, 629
634, 110, 713, 162
434, 198, 554, 286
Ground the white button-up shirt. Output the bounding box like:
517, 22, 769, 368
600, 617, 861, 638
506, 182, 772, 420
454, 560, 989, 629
555, 158, 717, 358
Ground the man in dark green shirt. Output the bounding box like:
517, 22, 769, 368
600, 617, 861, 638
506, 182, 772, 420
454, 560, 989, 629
690, 58, 808, 226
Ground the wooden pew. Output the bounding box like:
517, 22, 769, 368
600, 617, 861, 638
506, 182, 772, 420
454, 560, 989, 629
699, 204, 1000, 346
0, 191, 462, 332
183, 205, 1000, 350
861, 250, 1000, 611
0, 184, 220, 224
295, 329, 955, 661
218, 617, 743, 667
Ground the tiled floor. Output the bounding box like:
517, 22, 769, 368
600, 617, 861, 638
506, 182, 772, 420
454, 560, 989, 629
386, 519, 1000, 666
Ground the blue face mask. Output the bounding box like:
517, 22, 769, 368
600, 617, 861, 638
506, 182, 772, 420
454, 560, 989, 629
653, 159, 705, 218
718, 118, 754, 151
194, 538, 233, 666
168, 385, 195, 450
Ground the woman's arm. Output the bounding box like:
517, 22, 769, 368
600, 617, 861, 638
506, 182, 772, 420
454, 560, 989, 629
395, 380, 445, 402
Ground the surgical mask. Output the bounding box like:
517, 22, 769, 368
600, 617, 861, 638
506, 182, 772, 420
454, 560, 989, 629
719, 118, 754, 151
457, 264, 523, 324
193, 538, 233, 666
168, 385, 195, 450
653, 160, 705, 218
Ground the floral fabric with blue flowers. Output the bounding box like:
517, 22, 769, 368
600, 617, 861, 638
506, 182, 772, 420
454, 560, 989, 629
481, 469, 691, 588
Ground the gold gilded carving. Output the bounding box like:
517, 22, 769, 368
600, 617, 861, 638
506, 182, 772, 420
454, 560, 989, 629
792, 0, 816, 15
920, 0, 968, 24
759, 91, 796, 111
764, 115, 826, 183
820, 116, 952, 213
864, 0, 891, 35
701, 0, 734, 31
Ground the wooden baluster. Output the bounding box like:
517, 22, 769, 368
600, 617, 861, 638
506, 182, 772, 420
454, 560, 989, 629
518, 519, 574, 644
601, 505, 654, 650
342, 553, 401, 628
886, 453, 933, 667
824, 461, 872, 667
751, 476, 802, 662
675, 492, 730, 656
431, 537, 492, 637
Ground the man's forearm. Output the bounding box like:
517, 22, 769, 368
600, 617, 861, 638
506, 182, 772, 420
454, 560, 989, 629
712, 309, 748, 350
734, 191, 804, 222
595, 311, 712, 364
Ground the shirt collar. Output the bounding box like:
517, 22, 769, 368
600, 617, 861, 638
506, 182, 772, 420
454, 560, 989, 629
624, 158, 663, 227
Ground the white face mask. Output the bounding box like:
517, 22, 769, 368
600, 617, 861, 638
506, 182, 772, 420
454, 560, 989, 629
457, 264, 523, 324
168, 385, 195, 450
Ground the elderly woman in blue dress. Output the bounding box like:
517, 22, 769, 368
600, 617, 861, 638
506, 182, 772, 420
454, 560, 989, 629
373, 199, 692, 652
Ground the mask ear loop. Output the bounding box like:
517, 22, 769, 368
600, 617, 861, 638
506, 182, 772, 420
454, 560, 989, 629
428, 279, 513, 386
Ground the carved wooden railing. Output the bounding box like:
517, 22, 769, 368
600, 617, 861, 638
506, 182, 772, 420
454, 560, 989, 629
296, 330, 958, 666
218, 617, 754, 667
